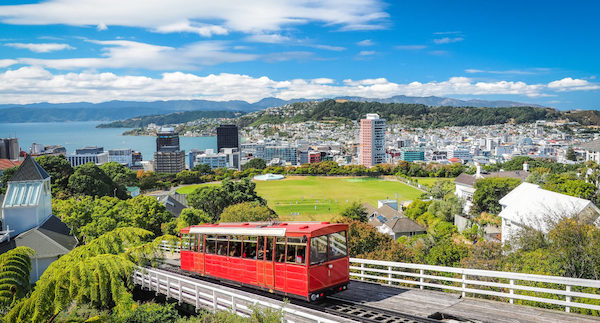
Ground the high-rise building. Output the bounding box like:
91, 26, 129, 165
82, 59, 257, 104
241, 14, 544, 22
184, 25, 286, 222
154, 127, 185, 173
359, 113, 386, 167
67, 146, 109, 167
0, 138, 19, 160
400, 148, 425, 162
217, 125, 239, 151
108, 148, 133, 167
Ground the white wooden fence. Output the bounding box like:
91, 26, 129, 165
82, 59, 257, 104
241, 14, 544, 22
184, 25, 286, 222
350, 258, 600, 313
134, 266, 340, 323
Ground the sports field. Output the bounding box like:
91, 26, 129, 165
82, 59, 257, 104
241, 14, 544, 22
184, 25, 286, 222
177, 176, 423, 221
412, 177, 455, 188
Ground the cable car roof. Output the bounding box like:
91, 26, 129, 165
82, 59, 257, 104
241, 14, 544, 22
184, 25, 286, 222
189, 226, 286, 237
181, 221, 347, 236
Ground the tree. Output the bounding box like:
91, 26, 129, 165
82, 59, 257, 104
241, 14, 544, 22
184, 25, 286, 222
5, 228, 176, 322
175, 208, 212, 231
175, 170, 201, 184
191, 163, 213, 174
424, 240, 469, 267
0, 247, 35, 308
220, 202, 275, 223
242, 158, 267, 170
404, 200, 431, 220
186, 178, 266, 221
339, 202, 368, 222
35, 155, 74, 194
0, 166, 17, 187
426, 179, 455, 199
68, 163, 127, 198
471, 177, 521, 214
100, 162, 137, 187
566, 147, 577, 161
427, 194, 463, 222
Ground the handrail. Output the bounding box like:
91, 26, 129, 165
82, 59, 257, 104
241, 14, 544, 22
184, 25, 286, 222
349, 258, 600, 313
158, 241, 600, 314
134, 266, 340, 323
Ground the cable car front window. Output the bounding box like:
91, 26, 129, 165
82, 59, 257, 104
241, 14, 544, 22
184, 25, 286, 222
310, 235, 328, 265
328, 231, 348, 260
181, 234, 191, 251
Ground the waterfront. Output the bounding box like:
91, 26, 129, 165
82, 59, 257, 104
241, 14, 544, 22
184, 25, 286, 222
0, 121, 216, 161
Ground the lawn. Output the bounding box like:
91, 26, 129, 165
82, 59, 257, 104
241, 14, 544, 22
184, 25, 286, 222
412, 177, 455, 188
177, 176, 423, 221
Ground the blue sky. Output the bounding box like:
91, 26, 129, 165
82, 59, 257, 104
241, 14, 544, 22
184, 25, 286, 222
0, 0, 598, 109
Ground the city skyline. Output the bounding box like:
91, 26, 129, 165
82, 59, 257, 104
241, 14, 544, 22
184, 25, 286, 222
0, 1, 598, 108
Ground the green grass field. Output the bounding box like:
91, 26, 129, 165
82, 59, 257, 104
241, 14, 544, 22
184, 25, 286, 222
412, 177, 455, 188
177, 176, 423, 221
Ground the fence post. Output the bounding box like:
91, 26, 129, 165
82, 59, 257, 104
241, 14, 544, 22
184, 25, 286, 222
195, 285, 199, 311
231, 295, 237, 314
509, 279, 514, 304
212, 290, 218, 312
166, 276, 170, 299
178, 279, 182, 303
565, 285, 571, 313
461, 274, 466, 298
360, 263, 365, 281
419, 269, 424, 290
388, 266, 393, 285
155, 272, 159, 296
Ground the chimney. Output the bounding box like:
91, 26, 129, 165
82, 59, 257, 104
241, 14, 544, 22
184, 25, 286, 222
523, 162, 529, 172
475, 164, 482, 178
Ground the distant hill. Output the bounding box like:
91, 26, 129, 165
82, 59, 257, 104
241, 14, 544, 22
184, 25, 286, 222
0, 95, 547, 123
97, 110, 243, 128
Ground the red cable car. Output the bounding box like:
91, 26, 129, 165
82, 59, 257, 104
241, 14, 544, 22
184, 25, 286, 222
180, 222, 350, 301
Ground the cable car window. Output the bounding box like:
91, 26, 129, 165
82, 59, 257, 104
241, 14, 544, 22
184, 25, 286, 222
229, 235, 242, 257
310, 235, 328, 265
286, 237, 307, 265
216, 235, 229, 256
205, 235, 216, 254
181, 234, 191, 251
243, 236, 257, 259
265, 237, 274, 262
328, 231, 348, 260
197, 234, 204, 252
257, 237, 265, 261
275, 237, 286, 263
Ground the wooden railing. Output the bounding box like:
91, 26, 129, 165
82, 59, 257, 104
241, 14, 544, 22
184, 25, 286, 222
350, 258, 600, 313
134, 266, 339, 323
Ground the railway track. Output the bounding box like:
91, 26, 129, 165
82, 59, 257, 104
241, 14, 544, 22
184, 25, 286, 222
159, 264, 441, 323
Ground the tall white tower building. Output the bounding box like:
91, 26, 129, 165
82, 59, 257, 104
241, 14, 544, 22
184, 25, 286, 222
359, 113, 386, 167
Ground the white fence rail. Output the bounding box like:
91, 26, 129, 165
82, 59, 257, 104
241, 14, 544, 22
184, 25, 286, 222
158, 241, 600, 314
134, 267, 340, 323
350, 258, 600, 313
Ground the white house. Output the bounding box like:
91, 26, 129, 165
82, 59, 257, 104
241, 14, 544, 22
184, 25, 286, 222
498, 182, 600, 243
0, 156, 77, 281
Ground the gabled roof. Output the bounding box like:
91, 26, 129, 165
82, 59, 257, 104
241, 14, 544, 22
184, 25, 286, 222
454, 173, 476, 186
0, 215, 77, 258
9, 155, 50, 182
0, 159, 22, 171
499, 182, 600, 233
364, 202, 425, 234
454, 170, 530, 187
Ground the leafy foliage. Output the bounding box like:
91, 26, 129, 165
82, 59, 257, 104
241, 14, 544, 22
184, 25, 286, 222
100, 162, 138, 188
220, 202, 275, 223
0, 247, 35, 308
339, 202, 368, 222
35, 155, 74, 195
471, 177, 521, 214
242, 158, 267, 171
68, 163, 128, 199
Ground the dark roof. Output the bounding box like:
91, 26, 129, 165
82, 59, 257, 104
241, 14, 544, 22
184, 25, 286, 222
38, 215, 78, 250
580, 139, 600, 153
9, 155, 50, 182
364, 202, 425, 234
454, 173, 477, 186
158, 194, 186, 217
388, 217, 426, 234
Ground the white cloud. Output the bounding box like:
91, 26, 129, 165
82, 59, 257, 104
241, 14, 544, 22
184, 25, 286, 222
311, 44, 346, 51
96, 22, 107, 31
395, 45, 426, 50
465, 68, 542, 75
433, 37, 464, 44
0, 59, 17, 68
5, 42, 75, 53
433, 31, 462, 35
16, 40, 258, 70
0, 0, 387, 35
357, 39, 374, 46
0, 67, 597, 104
358, 50, 375, 56
154, 22, 227, 37
245, 34, 291, 44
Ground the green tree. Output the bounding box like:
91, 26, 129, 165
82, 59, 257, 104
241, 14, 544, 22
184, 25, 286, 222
427, 194, 463, 222
35, 155, 74, 194
191, 163, 213, 174
471, 177, 521, 214
186, 178, 266, 221
176, 170, 201, 184
242, 158, 267, 170
175, 208, 212, 231
339, 202, 368, 222
68, 163, 127, 198
424, 240, 469, 267
566, 147, 577, 161
0, 247, 35, 308
0, 166, 17, 187
121, 303, 180, 323
404, 200, 431, 220
100, 162, 137, 187
220, 202, 275, 223
426, 179, 455, 199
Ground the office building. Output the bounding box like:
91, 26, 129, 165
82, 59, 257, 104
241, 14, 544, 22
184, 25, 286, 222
154, 127, 185, 173
0, 138, 19, 160
188, 149, 204, 169
67, 146, 109, 167
217, 124, 239, 151
108, 148, 133, 167
265, 144, 298, 165
359, 113, 386, 167
30, 143, 66, 157
400, 148, 425, 162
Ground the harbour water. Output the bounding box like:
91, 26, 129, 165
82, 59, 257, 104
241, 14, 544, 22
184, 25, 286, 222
0, 121, 217, 161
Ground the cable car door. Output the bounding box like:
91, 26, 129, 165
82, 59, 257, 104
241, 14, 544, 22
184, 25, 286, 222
263, 237, 275, 288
